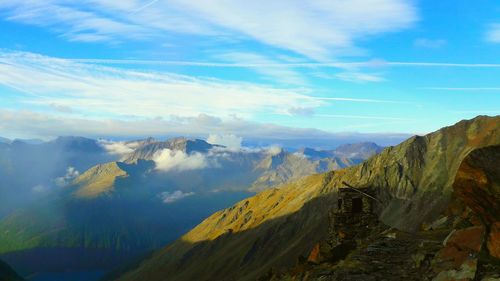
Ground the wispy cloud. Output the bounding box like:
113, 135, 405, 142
449, 110, 500, 114
313, 97, 404, 104
133, 0, 161, 13
215, 52, 306, 85
413, 38, 447, 49
0, 1, 152, 42
485, 23, 500, 43
0, 51, 322, 118
317, 114, 415, 121
0, 0, 417, 59
421, 87, 500, 91
334, 71, 385, 83
0, 109, 411, 142
64, 58, 500, 69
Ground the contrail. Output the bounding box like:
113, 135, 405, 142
133, 0, 161, 13
70, 59, 500, 69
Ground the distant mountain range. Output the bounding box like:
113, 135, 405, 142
0, 135, 382, 276
113, 116, 500, 281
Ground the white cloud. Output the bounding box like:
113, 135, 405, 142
0, 51, 322, 118
206, 134, 242, 150
413, 38, 446, 49
0, 0, 417, 59
335, 71, 385, 83
486, 24, 500, 43
0, 109, 411, 144
216, 52, 306, 85
32, 184, 47, 193
267, 146, 283, 156
287, 107, 315, 117
54, 166, 80, 187
158, 190, 195, 203
153, 149, 208, 172
99, 140, 136, 155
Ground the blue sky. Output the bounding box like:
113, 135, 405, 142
0, 0, 499, 141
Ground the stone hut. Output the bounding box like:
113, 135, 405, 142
328, 185, 378, 246
336, 186, 374, 214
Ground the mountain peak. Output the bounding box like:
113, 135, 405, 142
72, 162, 128, 198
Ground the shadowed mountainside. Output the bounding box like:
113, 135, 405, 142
0, 258, 24, 281
115, 115, 500, 281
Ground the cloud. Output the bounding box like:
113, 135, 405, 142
334, 71, 385, 83
0, 109, 411, 146
0, 1, 152, 43
99, 140, 136, 155
32, 184, 47, 193
216, 52, 306, 85
420, 87, 500, 91
49, 103, 73, 113
158, 190, 195, 203
317, 114, 415, 121
413, 38, 446, 49
0, 51, 322, 118
486, 24, 500, 43
54, 166, 80, 187
0, 0, 417, 59
266, 146, 283, 156
153, 149, 208, 172
206, 134, 242, 150
287, 107, 315, 117
57, 58, 500, 69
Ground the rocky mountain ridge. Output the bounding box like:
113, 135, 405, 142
115, 115, 500, 281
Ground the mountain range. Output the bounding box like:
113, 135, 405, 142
0, 136, 381, 277
114, 115, 500, 281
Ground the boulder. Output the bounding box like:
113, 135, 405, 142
487, 222, 500, 259
432, 226, 485, 281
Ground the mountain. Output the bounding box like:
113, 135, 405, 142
250, 149, 360, 192
0, 136, 116, 216
115, 115, 500, 281
0, 135, 383, 276
298, 142, 383, 160
0, 259, 24, 281
122, 138, 218, 163
0, 137, 10, 144
333, 141, 384, 159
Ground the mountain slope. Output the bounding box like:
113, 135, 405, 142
250, 149, 359, 192
116, 115, 500, 281
73, 162, 128, 198
0, 259, 24, 281
0, 136, 116, 215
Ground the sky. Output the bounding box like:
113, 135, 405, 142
0, 0, 499, 141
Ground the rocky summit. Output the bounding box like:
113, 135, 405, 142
115, 116, 500, 281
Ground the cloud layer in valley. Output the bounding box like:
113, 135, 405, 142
153, 149, 208, 172
54, 166, 80, 187
207, 134, 242, 150
158, 190, 195, 203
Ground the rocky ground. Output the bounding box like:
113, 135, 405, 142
267, 222, 499, 281
263, 145, 500, 281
